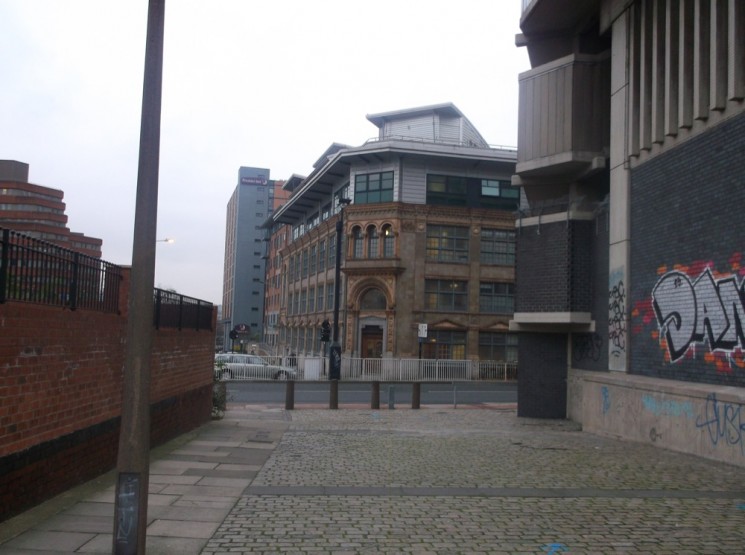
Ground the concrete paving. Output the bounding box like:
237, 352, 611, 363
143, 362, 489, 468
1, 402, 744, 554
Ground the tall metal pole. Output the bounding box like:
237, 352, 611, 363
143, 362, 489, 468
113, 1, 165, 553
329, 200, 349, 380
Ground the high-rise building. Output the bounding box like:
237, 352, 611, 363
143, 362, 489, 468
0, 160, 102, 258
221, 167, 287, 351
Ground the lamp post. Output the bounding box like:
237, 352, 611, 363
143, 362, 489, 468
156, 237, 175, 243
329, 198, 351, 380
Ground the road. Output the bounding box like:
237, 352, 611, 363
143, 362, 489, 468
226, 380, 517, 407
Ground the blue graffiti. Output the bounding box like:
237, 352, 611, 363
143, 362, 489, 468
641, 395, 695, 419
601, 386, 610, 414
695, 394, 745, 455
542, 543, 569, 554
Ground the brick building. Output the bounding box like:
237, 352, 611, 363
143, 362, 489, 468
0, 160, 102, 257
267, 104, 520, 361
513, 0, 745, 466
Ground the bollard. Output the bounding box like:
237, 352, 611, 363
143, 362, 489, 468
388, 385, 395, 409
285, 380, 295, 410
453, 382, 457, 408
412, 382, 420, 409
371, 381, 380, 409
329, 379, 339, 409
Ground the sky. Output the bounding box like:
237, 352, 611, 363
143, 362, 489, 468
0, 0, 530, 305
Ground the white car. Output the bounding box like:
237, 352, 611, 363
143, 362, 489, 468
215, 353, 296, 380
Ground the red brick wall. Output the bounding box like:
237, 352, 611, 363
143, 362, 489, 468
0, 270, 215, 521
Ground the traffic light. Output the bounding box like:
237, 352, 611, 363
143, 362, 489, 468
229, 330, 238, 340
320, 319, 331, 342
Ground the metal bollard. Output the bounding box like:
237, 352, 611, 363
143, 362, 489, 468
371, 381, 380, 409
329, 379, 339, 410
412, 382, 421, 409
285, 380, 295, 411
388, 385, 395, 409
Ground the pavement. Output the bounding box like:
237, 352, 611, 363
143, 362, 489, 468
1, 402, 745, 554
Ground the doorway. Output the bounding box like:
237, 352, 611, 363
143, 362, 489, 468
361, 325, 384, 358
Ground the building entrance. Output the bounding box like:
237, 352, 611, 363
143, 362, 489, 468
360, 325, 384, 358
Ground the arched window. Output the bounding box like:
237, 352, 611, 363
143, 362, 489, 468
352, 226, 364, 258
360, 288, 387, 310
367, 225, 379, 258
382, 224, 395, 257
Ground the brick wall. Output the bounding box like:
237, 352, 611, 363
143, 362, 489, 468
630, 112, 745, 387
0, 273, 215, 521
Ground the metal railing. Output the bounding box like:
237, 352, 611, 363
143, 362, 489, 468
216, 354, 517, 382
0, 227, 122, 313
154, 288, 213, 331
1, 228, 214, 329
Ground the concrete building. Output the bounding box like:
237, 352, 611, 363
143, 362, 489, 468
221, 167, 287, 351
269, 103, 520, 362
0, 160, 102, 257
513, 0, 745, 467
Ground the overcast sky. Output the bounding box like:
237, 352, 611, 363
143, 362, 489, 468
0, 0, 529, 304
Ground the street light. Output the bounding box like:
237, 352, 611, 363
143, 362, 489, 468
157, 237, 174, 243
329, 197, 351, 381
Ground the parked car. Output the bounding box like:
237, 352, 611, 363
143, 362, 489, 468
214, 354, 296, 380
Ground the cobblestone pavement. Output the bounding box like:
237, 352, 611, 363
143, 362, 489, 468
201, 407, 745, 554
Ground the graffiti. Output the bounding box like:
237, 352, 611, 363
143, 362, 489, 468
609, 279, 627, 357
542, 543, 569, 554
572, 333, 603, 362
601, 386, 610, 415
641, 394, 695, 419
649, 427, 662, 442
695, 393, 745, 455
652, 268, 745, 362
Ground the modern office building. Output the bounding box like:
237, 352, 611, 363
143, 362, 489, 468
221, 167, 287, 351
0, 160, 102, 257
268, 103, 520, 361
513, 0, 745, 466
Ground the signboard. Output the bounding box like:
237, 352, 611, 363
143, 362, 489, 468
418, 323, 428, 338
240, 176, 268, 185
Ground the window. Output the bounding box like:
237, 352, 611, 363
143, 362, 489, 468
318, 240, 326, 272
425, 330, 466, 359
329, 236, 336, 267
301, 249, 308, 278
310, 245, 317, 274
426, 225, 469, 263
334, 185, 351, 213
360, 288, 386, 310
321, 203, 331, 221
481, 229, 516, 265
288, 292, 294, 315
425, 280, 467, 311
367, 226, 379, 258
326, 282, 334, 310
426, 175, 466, 206
288, 255, 295, 282
354, 171, 393, 204
317, 285, 324, 311
479, 282, 515, 313
308, 286, 315, 312
352, 227, 364, 258
382, 225, 395, 257
300, 289, 307, 314
479, 332, 518, 362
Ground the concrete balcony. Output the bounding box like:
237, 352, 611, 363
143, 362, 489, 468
516, 53, 610, 179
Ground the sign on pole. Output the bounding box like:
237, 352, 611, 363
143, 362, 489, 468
418, 323, 428, 338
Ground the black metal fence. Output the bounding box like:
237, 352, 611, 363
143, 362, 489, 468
1, 227, 214, 331
153, 288, 213, 331
0, 227, 122, 312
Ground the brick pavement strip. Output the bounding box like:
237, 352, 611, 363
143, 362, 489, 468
201, 408, 745, 554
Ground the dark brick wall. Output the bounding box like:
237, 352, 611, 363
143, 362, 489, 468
630, 111, 745, 387
516, 220, 594, 313
518, 332, 567, 418
572, 209, 610, 371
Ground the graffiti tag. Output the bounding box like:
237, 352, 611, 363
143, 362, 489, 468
601, 386, 610, 415
695, 393, 745, 455
652, 268, 745, 362
572, 333, 603, 362
609, 280, 626, 357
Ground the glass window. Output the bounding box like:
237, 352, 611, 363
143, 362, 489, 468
426, 225, 469, 263
360, 288, 387, 310
328, 235, 336, 268
354, 171, 393, 204
424, 330, 466, 360
326, 282, 334, 310
426, 175, 467, 206
479, 332, 518, 362
301, 249, 308, 278
308, 286, 315, 312
367, 226, 379, 258
480, 229, 516, 265
310, 245, 317, 274
383, 225, 395, 258
318, 240, 326, 272
479, 282, 515, 313
425, 279, 468, 311
317, 285, 324, 311
352, 226, 364, 258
